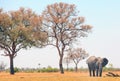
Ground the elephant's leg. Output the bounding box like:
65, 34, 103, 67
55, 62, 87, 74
88, 64, 92, 76
96, 69, 99, 77
93, 70, 95, 76
89, 69, 92, 76
99, 69, 102, 77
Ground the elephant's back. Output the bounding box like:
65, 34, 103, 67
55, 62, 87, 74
86, 56, 97, 64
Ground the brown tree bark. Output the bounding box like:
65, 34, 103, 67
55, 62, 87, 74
9, 56, 14, 75
75, 64, 78, 72
59, 56, 64, 74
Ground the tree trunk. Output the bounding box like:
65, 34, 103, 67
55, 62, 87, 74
9, 56, 14, 75
59, 57, 64, 74
67, 63, 69, 71
75, 64, 78, 72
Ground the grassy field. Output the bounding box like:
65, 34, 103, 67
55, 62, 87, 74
0, 71, 120, 81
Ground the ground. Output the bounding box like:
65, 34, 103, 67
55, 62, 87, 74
0, 71, 120, 81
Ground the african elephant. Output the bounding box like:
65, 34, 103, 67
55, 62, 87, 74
86, 56, 108, 77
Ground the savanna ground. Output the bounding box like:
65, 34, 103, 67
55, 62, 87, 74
0, 71, 120, 81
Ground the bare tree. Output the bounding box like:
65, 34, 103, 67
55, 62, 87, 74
63, 56, 71, 71
0, 61, 7, 71
42, 2, 92, 74
0, 8, 47, 74
68, 48, 89, 72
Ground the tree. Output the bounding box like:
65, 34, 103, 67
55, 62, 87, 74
68, 48, 89, 72
0, 61, 7, 71
63, 56, 71, 71
42, 2, 92, 73
0, 8, 47, 74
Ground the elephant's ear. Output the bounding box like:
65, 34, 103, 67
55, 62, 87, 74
102, 58, 108, 67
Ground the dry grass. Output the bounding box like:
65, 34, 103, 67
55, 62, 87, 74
0, 71, 120, 81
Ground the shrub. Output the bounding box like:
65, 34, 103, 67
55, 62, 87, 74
5, 67, 20, 73
14, 67, 20, 73
38, 66, 59, 72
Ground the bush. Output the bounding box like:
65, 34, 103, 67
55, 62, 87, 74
21, 68, 36, 73
5, 67, 20, 73
68, 68, 74, 72
38, 66, 59, 72
5, 66, 59, 73
14, 67, 20, 73
103, 67, 120, 71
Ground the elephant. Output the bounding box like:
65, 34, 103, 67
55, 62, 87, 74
86, 56, 108, 77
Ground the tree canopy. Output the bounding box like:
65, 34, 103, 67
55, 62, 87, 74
67, 48, 89, 72
42, 2, 92, 73
0, 7, 47, 74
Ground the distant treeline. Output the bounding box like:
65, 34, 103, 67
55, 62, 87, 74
1, 66, 120, 73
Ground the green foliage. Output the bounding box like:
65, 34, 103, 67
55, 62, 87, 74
5, 67, 20, 73
103, 67, 120, 71
0, 8, 48, 74
23, 69, 35, 73
14, 67, 20, 73
5, 66, 59, 73
68, 68, 74, 72
103, 63, 120, 71
38, 66, 59, 72
4, 66, 120, 73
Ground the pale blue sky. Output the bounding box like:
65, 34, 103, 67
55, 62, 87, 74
0, 0, 120, 68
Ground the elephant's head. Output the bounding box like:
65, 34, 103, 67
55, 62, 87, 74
96, 57, 108, 77
102, 58, 108, 67
96, 57, 108, 68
